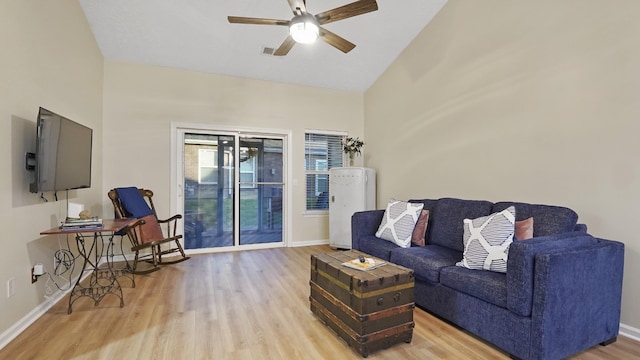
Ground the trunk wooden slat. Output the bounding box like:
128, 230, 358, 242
309, 250, 415, 357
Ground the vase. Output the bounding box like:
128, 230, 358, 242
348, 152, 355, 166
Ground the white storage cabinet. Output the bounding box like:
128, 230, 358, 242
329, 167, 376, 249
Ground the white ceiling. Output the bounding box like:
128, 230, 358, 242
79, 0, 447, 93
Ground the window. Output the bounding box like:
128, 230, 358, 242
239, 155, 257, 188
198, 149, 218, 184
305, 131, 345, 211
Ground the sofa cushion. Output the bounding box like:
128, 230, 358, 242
440, 266, 508, 309
457, 206, 515, 273
376, 200, 424, 248
357, 236, 398, 261
492, 202, 578, 236
408, 199, 439, 210
428, 198, 494, 252
390, 245, 462, 283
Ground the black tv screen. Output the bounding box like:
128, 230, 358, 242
30, 107, 93, 193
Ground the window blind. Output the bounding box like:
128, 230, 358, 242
305, 132, 344, 210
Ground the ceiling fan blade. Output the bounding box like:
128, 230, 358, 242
319, 27, 356, 54
227, 16, 289, 26
273, 36, 296, 56
287, 0, 307, 15
316, 0, 378, 25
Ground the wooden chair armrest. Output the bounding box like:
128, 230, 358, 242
157, 214, 182, 237
157, 214, 182, 223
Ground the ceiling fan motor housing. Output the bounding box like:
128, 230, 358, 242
290, 14, 319, 44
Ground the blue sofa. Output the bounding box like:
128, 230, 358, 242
351, 197, 624, 360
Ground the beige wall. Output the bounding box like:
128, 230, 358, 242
102, 61, 364, 246
365, 0, 640, 328
4, 0, 639, 345
0, 0, 103, 335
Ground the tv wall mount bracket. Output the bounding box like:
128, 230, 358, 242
25, 152, 36, 171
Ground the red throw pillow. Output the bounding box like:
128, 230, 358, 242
515, 217, 534, 240
411, 210, 430, 246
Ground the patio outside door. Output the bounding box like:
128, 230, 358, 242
180, 131, 285, 250
237, 136, 284, 246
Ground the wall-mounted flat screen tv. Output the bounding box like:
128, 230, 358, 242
30, 107, 93, 193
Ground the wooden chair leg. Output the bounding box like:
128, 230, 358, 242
175, 240, 187, 257
130, 250, 160, 275
156, 244, 162, 265
151, 245, 158, 269
133, 252, 140, 272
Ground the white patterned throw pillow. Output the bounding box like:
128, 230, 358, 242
376, 200, 425, 248
456, 206, 516, 273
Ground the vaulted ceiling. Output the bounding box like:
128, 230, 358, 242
79, 0, 447, 92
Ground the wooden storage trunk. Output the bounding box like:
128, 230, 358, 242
309, 250, 415, 357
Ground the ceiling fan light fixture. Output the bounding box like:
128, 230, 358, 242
289, 15, 319, 44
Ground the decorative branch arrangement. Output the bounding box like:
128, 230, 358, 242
343, 137, 365, 156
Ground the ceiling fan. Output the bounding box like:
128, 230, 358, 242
228, 0, 378, 56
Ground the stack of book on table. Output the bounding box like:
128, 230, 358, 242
60, 217, 103, 230
342, 257, 386, 271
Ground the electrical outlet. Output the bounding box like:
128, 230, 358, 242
7, 278, 15, 298
31, 263, 45, 283
34, 263, 44, 276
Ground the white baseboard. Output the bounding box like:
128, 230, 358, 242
620, 323, 640, 342
290, 239, 329, 247
0, 266, 94, 351
0, 256, 108, 351
0, 291, 63, 350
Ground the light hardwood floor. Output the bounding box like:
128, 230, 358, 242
1, 245, 638, 359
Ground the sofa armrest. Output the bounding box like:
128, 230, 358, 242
529, 239, 624, 359
351, 210, 384, 250
506, 232, 598, 317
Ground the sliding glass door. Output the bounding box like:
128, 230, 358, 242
238, 136, 284, 246
179, 129, 285, 250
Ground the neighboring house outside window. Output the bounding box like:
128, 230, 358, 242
239, 155, 257, 189
305, 131, 345, 211
198, 148, 218, 184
